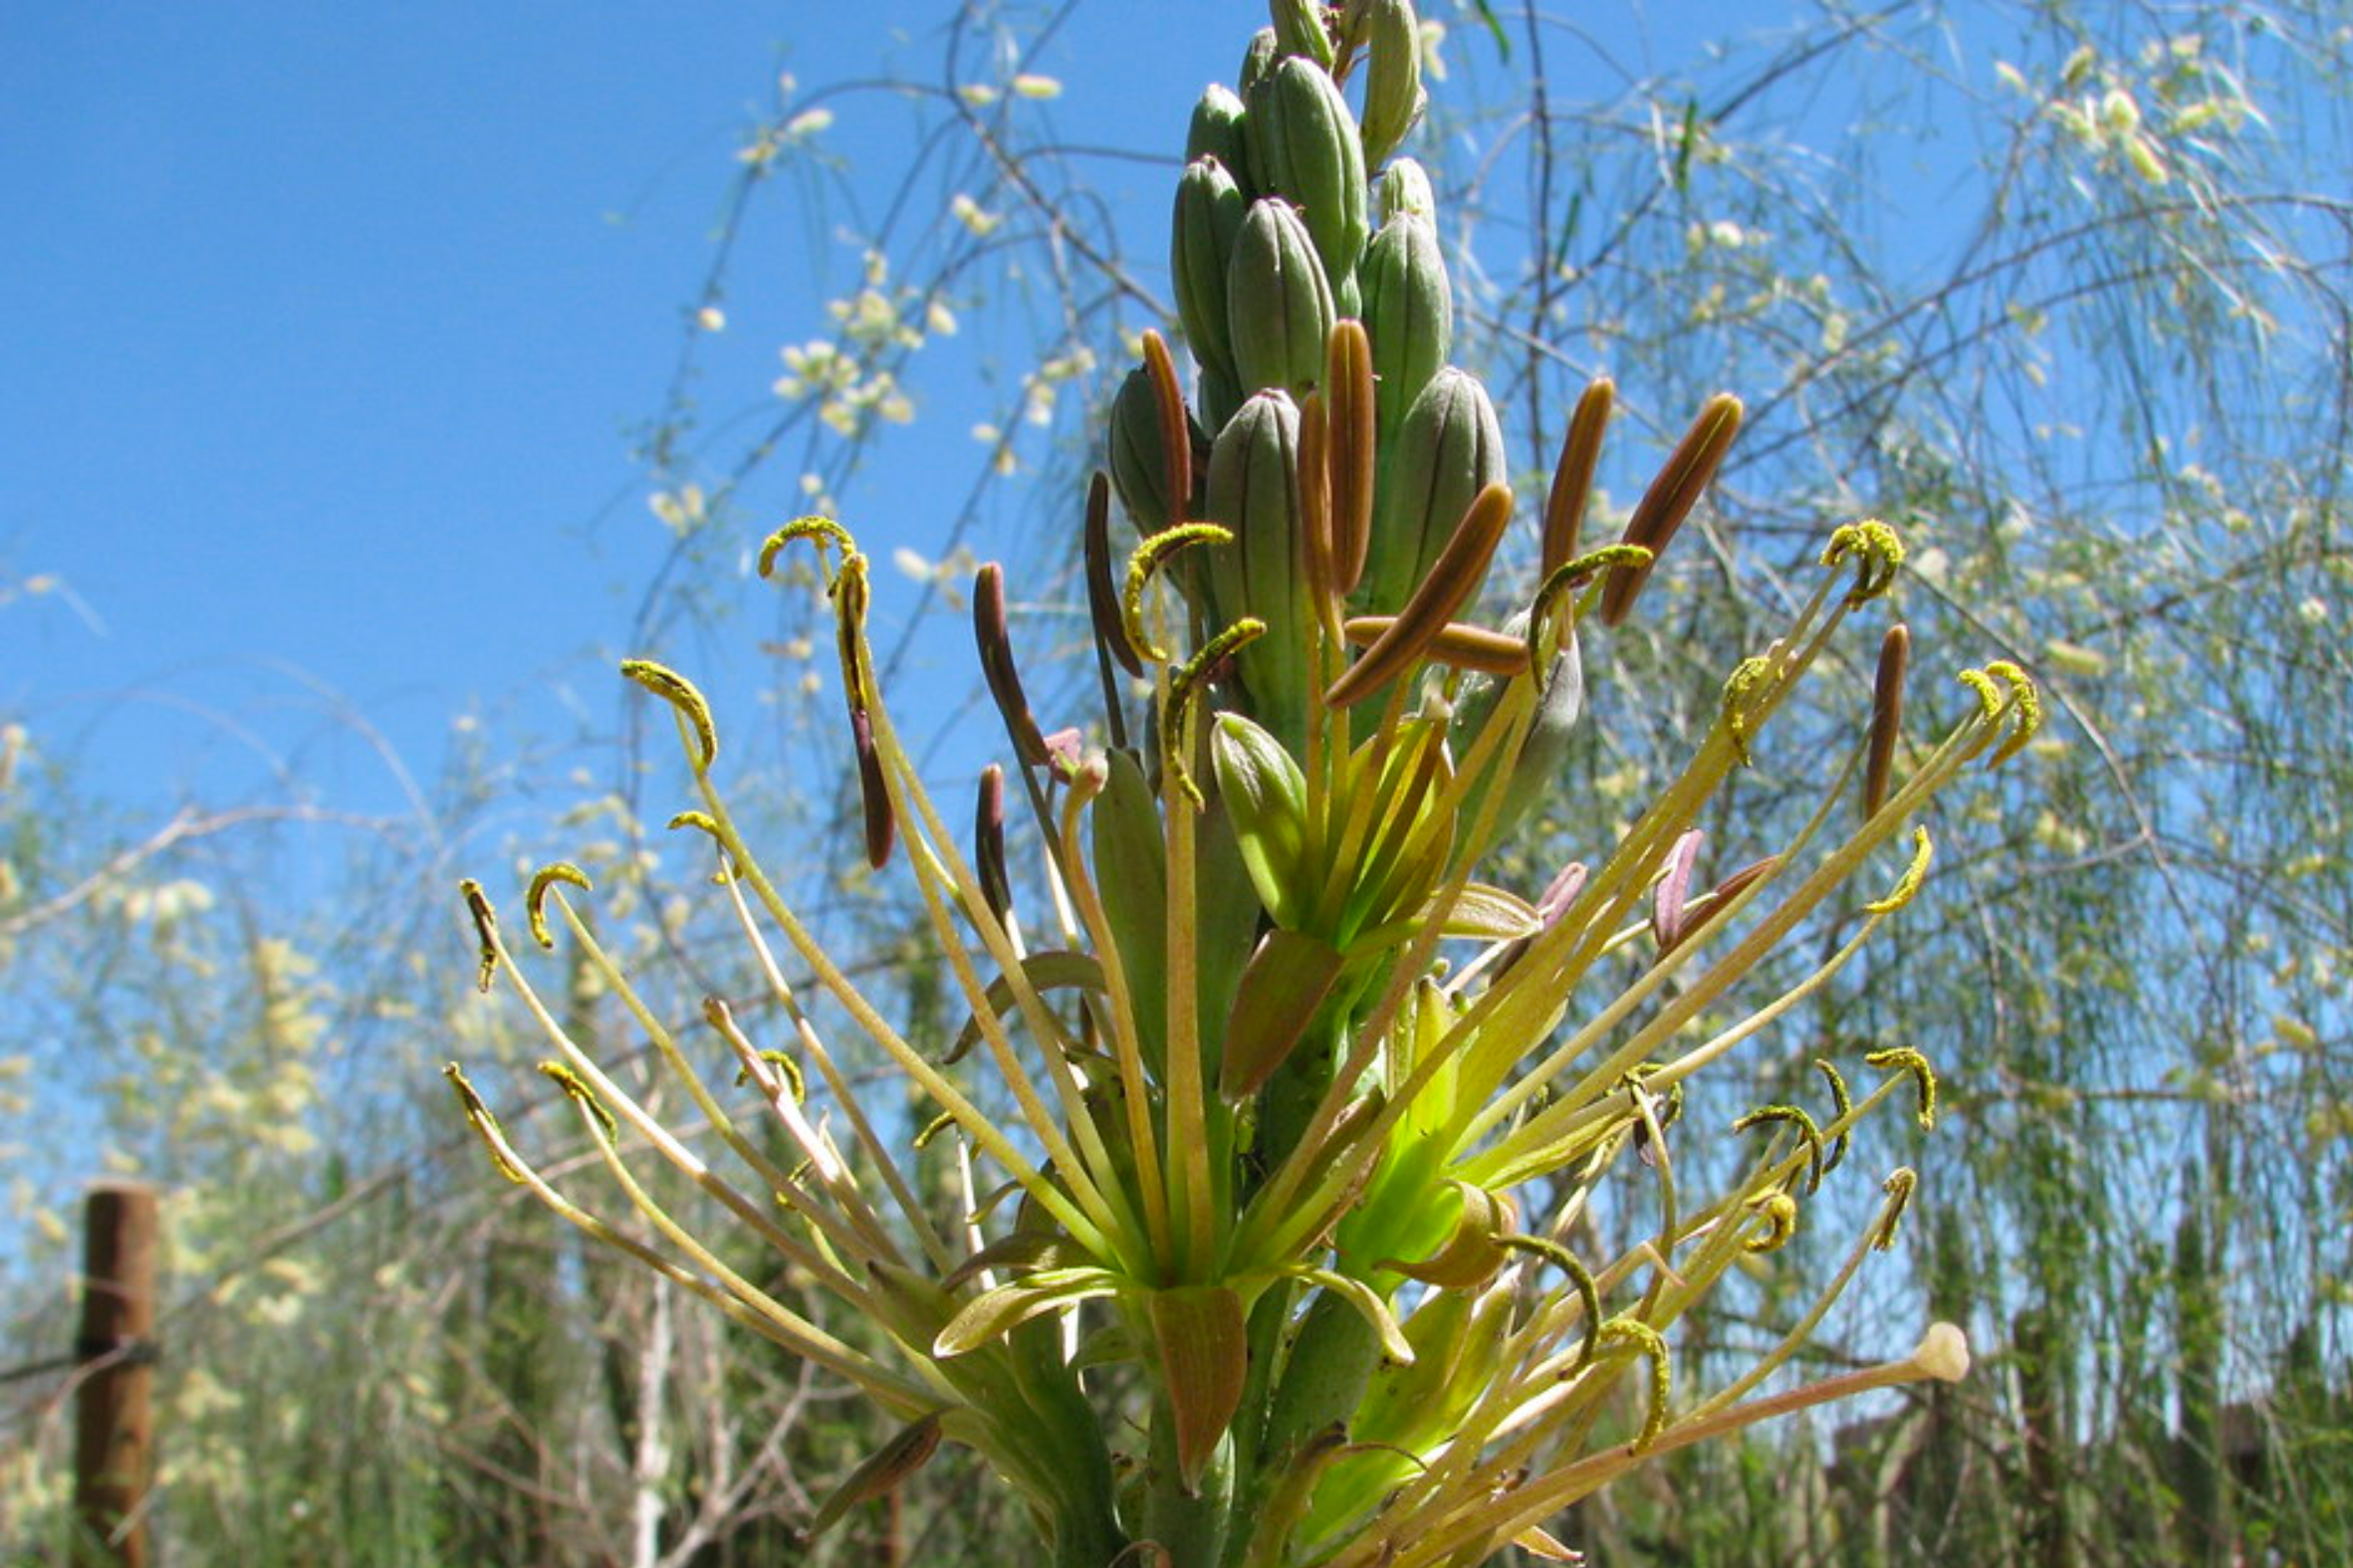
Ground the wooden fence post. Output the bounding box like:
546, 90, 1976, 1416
73, 1182, 158, 1568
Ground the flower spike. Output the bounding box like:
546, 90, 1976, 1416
1820, 519, 1905, 603
525, 862, 592, 949
443, 1063, 528, 1184
1865, 1047, 1940, 1129
1864, 826, 1934, 913
1983, 659, 2043, 764
620, 659, 718, 771
1813, 1059, 1853, 1173
1165, 617, 1267, 806
757, 514, 855, 580
1123, 523, 1234, 665
1873, 1167, 1919, 1250
459, 878, 500, 993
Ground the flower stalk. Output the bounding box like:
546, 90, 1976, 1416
444, 5, 2042, 1562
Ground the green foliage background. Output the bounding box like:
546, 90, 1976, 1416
6, 2, 2348, 1562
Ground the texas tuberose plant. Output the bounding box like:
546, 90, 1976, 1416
447, 6, 2037, 1563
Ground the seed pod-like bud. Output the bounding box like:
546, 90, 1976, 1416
1173, 156, 1248, 382
1360, 366, 1503, 615
1358, 0, 1426, 166
1358, 211, 1451, 448
1229, 198, 1336, 399
1377, 156, 1435, 222
1186, 83, 1254, 190
1204, 388, 1310, 738
1246, 58, 1369, 292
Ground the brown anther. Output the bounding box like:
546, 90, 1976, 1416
1325, 481, 1515, 708
852, 706, 894, 871
974, 562, 1053, 769
1084, 471, 1142, 680
1600, 392, 1743, 627
1341, 616, 1528, 676
1865, 622, 1909, 816
975, 765, 1012, 923
1666, 855, 1780, 955
1540, 375, 1614, 576
1298, 390, 1335, 610
1492, 860, 1587, 983
1649, 828, 1704, 952
1142, 330, 1192, 527
1536, 860, 1589, 923
1325, 320, 1377, 594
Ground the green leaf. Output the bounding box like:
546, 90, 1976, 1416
1290, 1266, 1415, 1365
944, 950, 1107, 1065
1150, 1284, 1249, 1490
932, 1268, 1122, 1357
1219, 928, 1348, 1100
808, 1413, 945, 1540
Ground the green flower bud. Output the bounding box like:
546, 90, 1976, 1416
1173, 156, 1248, 382
1239, 26, 1281, 94
1358, 0, 1426, 165
1107, 364, 1199, 537
1204, 388, 1310, 739
1246, 57, 1369, 291
1358, 210, 1451, 447
1211, 712, 1311, 929
1228, 198, 1335, 399
1186, 83, 1254, 189
1269, 0, 1336, 69
1360, 366, 1504, 615
1377, 156, 1436, 222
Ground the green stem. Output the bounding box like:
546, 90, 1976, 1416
1143, 1398, 1237, 1568
1223, 1288, 1384, 1565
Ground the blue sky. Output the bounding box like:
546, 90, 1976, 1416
4, 0, 2015, 838
3, 3, 1256, 821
